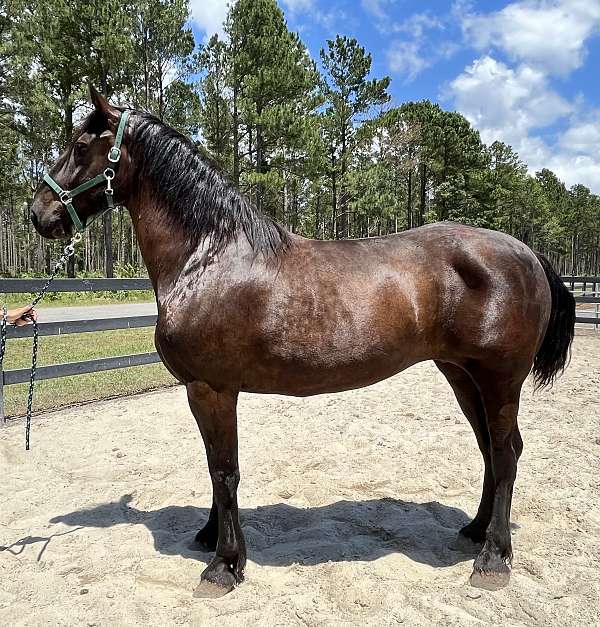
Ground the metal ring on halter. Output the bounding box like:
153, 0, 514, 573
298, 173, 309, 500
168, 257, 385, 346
107, 147, 121, 163
59, 190, 72, 204
72, 232, 83, 243
104, 168, 115, 179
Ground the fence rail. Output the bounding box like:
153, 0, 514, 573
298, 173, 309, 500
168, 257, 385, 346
0, 275, 598, 419
0, 277, 152, 293
0, 278, 159, 420
3, 352, 161, 385
6, 315, 157, 339
563, 275, 600, 327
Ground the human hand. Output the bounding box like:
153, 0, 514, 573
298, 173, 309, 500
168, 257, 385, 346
6, 305, 37, 327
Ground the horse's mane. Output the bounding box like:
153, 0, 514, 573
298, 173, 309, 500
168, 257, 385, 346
98, 110, 290, 257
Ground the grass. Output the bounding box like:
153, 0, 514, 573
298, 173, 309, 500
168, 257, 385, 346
0, 291, 154, 308
2, 327, 178, 417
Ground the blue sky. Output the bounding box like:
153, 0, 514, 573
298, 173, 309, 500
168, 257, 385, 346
189, 0, 600, 193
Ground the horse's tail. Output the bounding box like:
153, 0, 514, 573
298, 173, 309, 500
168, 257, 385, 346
532, 253, 575, 389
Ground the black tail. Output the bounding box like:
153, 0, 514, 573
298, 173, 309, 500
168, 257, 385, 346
532, 253, 576, 389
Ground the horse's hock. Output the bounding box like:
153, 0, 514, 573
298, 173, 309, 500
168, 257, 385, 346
0, 331, 598, 626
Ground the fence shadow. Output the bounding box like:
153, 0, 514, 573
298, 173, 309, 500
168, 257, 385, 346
45, 494, 477, 569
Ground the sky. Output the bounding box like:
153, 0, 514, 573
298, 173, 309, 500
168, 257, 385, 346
188, 0, 600, 193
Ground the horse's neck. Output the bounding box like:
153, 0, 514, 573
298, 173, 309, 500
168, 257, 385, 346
127, 191, 197, 301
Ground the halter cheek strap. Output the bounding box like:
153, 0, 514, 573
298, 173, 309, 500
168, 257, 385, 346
43, 109, 131, 232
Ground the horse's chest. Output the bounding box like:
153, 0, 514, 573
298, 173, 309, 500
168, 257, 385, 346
154, 307, 240, 383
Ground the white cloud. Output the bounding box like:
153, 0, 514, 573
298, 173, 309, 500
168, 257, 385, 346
548, 156, 599, 192
385, 12, 452, 81
188, 0, 229, 39
559, 113, 600, 157
552, 112, 600, 190
282, 0, 314, 12
361, 0, 392, 20
388, 41, 430, 80
519, 135, 600, 192
279, 0, 345, 33
448, 56, 572, 145
393, 12, 443, 37
460, 0, 600, 75
447, 55, 600, 192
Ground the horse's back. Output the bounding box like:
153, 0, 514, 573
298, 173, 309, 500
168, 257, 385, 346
289, 221, 551, 367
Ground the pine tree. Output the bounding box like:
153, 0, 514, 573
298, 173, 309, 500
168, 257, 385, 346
198, 34, 233, 171
225, 0, 320, 217
320, 35, 390, 238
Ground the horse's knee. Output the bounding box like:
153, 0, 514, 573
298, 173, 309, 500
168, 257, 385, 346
211, 468, 240, 492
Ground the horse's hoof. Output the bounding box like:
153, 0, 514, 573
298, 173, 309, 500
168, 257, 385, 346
193, 578, 235, 598
470, 550, 511, 591
469, 567, 511, 591
193, 560, 241, 598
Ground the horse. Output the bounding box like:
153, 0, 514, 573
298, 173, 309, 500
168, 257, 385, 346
30, 86, 575, 597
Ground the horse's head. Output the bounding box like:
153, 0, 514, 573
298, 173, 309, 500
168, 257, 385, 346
31, 86, 133, 239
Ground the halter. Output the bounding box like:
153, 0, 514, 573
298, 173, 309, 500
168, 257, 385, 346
43, 109, 131, 232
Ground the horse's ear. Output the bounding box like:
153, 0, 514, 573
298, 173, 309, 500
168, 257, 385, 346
89, 84, 120, 123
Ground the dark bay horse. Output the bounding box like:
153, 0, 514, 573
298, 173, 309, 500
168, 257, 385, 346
31, 88, 575, 597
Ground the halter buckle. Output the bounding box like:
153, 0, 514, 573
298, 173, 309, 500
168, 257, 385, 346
108, 146, 121, 163
59, 190, 72, 204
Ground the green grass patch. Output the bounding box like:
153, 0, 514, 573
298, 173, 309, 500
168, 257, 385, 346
0, 291, 154, 308
2, 327, 178, 417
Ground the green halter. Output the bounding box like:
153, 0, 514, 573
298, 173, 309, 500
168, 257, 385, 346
43, 110, 131, 232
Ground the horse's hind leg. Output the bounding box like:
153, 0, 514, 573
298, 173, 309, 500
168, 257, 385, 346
467, 367, 526, 591
435, 361, 493, 545
186, 382, 246, 598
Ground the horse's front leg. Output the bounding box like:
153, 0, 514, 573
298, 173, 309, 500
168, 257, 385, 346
195, 496, 218, 551
187, 382, 246, 597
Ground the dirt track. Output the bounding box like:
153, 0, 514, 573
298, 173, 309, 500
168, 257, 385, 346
1, 331, 599, 626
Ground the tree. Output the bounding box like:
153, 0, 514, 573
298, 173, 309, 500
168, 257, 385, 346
130, 0, 196, 119
1, 2, 599, 278
197, 34, 233, 171
320, 35, 390, 238
225, 0, 320, 217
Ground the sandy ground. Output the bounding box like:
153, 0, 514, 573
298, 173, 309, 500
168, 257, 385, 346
1, 332, 599, 627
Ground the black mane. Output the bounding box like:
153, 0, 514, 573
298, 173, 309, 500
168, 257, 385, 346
126, 112, 290, 257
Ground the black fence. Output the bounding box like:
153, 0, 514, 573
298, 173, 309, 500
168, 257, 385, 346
565, 276, 600, 325
0, 278, 158, 419
0, 275, 597, 418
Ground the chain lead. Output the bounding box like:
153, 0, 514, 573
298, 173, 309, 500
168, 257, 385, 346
0, 306, 7, 374
14, 233, 82, 449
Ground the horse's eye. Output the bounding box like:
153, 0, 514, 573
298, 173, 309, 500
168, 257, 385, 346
74, 143, 88, 160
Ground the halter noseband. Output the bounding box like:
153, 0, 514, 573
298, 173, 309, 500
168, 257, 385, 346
43, 109, 131, 232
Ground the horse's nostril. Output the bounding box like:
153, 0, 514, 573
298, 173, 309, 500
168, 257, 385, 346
31, 210, 39, 228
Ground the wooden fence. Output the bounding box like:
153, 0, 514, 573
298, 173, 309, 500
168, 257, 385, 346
0, 275, 598, 418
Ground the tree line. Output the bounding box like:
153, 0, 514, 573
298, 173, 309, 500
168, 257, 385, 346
1, 0, 598, 278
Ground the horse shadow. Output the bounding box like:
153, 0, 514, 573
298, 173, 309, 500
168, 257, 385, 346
44, 495, 478, 568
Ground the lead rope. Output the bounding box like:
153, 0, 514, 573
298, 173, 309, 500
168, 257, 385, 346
2, 232, 82, 450
0, 306, 7, 373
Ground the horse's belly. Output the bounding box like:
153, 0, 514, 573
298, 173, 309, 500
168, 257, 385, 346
237, 339, 421, 396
